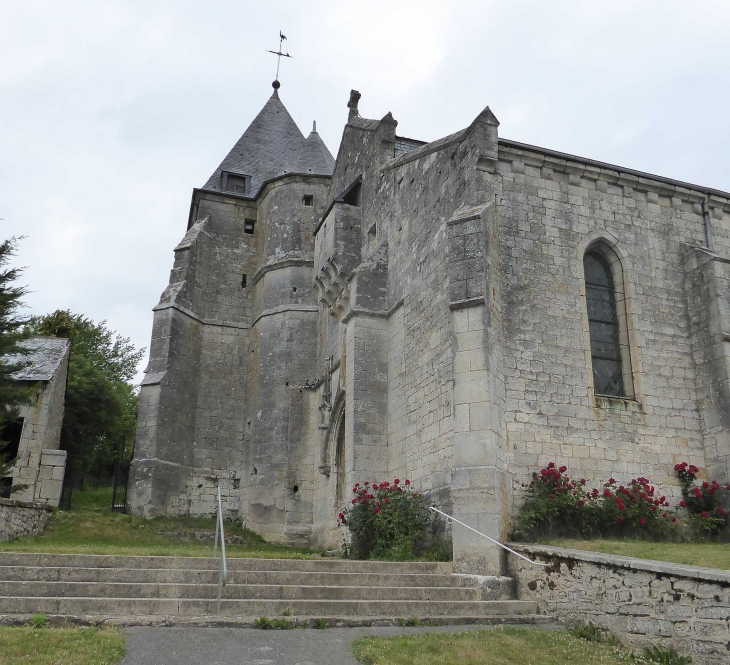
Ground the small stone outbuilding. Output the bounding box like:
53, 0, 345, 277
2, 336, 70, 507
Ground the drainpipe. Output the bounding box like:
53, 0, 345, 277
702, 195, 715, 252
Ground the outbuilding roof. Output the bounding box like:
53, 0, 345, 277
7, 337, 70, 382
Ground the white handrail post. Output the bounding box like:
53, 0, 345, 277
428, 506, 548, 567
215, 483, 228, 614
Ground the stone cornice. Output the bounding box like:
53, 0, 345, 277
251, 305, 318, 327
152, 303, 249, 330
499, 139, 730, 209
252, 258, 314, 285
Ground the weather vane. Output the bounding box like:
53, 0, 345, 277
267, 31, 291, 90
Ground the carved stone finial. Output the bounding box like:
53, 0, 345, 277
348, 90, 361, 121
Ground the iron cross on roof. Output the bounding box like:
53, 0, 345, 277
268, 31, 292, 89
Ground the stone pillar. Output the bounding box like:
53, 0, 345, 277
342, 312, 390, 489
685, 247, 730, 483
448, 203, 510, 575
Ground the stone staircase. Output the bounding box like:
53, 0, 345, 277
0, 552, 544, 626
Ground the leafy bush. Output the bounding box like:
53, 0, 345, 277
641, 645, 692, 664
566, 621, 621, 646
517, 463, 675, 541
674, 462, 729, 540
337, 478, 434, 560
312, 618, 327, 629
29, 613, 48, 629
253, 617, 295, 630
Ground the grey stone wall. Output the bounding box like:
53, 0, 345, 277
509, 544, 730, 665
0, 499, 52, 541
11, 345, 69, 507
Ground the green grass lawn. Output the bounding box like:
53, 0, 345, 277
0, 486, 322, 558
540, 538, 730, 570
352, 627, 637, 665
0, 626, 125, 665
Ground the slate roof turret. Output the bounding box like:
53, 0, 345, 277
203, 90, 335, 198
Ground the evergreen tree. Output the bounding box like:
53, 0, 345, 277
0, 238, 34, 488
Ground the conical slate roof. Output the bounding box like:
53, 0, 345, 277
203, 90, 335, 197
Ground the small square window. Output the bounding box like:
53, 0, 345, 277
222, 172, 250, 195
303, 195, 314, 207
244, 219, 256, 234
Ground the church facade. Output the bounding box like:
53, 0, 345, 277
128, 85, 730, 573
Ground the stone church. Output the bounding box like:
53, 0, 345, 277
128, 82, 730, 573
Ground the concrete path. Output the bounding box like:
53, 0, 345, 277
122, 624, 552, 665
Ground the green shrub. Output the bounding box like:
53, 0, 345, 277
641, 645, 692, 664
567, 621, 621, 646
338, 478, 434, 560
29, 612, 48, 629
674, 462, 729, 540
253, 616, 295, 629
312, 618, 327, 629
517, 463, 676, 541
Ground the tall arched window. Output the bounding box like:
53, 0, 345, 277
584, 249, 625, 396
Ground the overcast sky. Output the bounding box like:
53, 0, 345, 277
2, 0, 729, 382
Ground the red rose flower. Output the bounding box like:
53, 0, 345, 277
679, 501, 686, 508
405, 479, 411, 486
394, 478, 400, 485
559, 465, 567, 473
338, 512, 344, 519
616, 517, 624, 524
639, 518, 646, 526
548, 462, 555, 469
701, 511, 709, 518
373, 507, 381, 514
577, 500, 584, 507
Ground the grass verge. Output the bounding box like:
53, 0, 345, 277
0, 486, 321, 559
352, 627, 636, 665
540, 538, 730, 570
0, 626, 125, 665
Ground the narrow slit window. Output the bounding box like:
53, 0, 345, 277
241, 274, 247, 288
584, 251, 624, 396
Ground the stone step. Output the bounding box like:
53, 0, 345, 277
0, 596, 538, 618
0, 566, 466, 588
0, 581, 481, 601
0, 553, 452, 574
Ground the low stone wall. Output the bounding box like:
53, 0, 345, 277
0, 498, 52, 541
508, 543, 730, 664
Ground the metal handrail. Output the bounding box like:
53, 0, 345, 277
429, 506, 548, 567
214, 485, 228, 613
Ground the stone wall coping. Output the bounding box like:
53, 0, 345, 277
0, 498, 53, 512
509, 542, 730, 585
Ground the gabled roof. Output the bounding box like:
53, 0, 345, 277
202, 90, 335, 198
7, 337, 70, 382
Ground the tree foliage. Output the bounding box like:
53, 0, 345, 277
0, 238, 34, 485
27, 310, 144, 486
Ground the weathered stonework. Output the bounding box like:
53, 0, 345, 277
0, 498, 52, 541
4, 337, 69, 508
509, 544, 730, 664
129, 86, 730, 573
